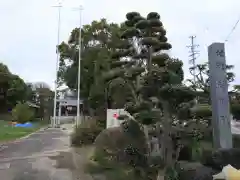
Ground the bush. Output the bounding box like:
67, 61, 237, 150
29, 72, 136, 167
11, 102, 34, 123
176, 161, 218, 180
203, 148, 240, 170
71, 119, 103, 147
85, 120, 149, 180
92, 120, 148, 169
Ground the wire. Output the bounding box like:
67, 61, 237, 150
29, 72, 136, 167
225, 15, 240, 42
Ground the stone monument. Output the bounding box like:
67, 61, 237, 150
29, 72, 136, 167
208, 42, 232, 149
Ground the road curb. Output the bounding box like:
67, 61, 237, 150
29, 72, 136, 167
0, 126, 49, 150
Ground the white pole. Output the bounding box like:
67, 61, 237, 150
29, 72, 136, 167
52, 2, 62, 127
58, 99, 62, 126
76, 5, 83, 127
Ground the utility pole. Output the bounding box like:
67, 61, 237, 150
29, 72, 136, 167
187, 35, 199, 84
52, 1, 62, 127
76, 5, 83, 127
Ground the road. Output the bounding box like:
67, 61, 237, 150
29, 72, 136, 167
231, 120, 240, 134
0, 128, 75, 180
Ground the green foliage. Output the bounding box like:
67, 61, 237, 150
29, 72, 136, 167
109, 10, 198, 126
0, 63, 11, 82
190, 138, 203, 161
71, 119, 103, 147
186, 61, 240, 123
230, 85, 240, 120
190, 104, 212, 118
165, 166, 179, 180
89, 121, 149, 180
231, 103, 240, 120
37, 87, 54, 120
187, 62, 235, 94
12, 102, 34, 123
57, 19, 129, 117
24, 83, 54, 120
0, 63, 28, 113
7, 75, 28, 107
86, 158, 140, 180
93, 121, 148, 169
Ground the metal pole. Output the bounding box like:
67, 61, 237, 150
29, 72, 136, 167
52, 2, 62, 127
76, 5, 83, 127
58, 98, 62, 126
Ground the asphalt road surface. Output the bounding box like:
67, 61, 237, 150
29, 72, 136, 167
231, 120, 240, 134
0, 128, 74, 180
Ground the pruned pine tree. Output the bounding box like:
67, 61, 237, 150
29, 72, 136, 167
102, 11, 209, 179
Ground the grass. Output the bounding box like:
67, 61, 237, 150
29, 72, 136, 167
0, 120, 43, 142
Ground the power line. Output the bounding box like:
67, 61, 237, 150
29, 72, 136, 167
225, 16, 240, 42
186, 35, 200, 84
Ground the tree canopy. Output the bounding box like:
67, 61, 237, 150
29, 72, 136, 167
26, 82, 54, 119
57, 19, 129, 118
0, 63, 53, 120
0, 63, 28, 112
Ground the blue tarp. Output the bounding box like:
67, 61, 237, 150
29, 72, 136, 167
15, 122, 33, 128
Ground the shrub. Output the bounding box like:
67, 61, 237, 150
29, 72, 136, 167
11, 102, 34, 123
92, 120, 148, 169
71, 118, 103, 147
86, 120, 149, 180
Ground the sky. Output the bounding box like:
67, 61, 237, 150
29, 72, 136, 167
1, 0, 240, 90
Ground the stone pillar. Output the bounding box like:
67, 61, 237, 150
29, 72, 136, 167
208, 42, 232, 149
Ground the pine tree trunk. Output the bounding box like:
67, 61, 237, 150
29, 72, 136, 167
143, 125, 151, 156
161, 102, 174, 180
148, 47, 153, 72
